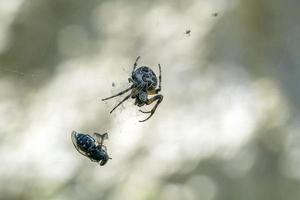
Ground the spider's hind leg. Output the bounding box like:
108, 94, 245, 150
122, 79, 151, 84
139, 94, 163, 122
156, 64, 162, 93
148, 64, 162, 94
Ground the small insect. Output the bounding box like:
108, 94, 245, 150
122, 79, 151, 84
185, 30, 191, 36
102, 56, 163, 122
71, 131, 111, 166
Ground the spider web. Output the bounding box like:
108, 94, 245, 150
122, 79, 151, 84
0, 66, 40, 77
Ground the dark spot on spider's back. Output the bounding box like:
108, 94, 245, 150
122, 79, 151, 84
142, 75, 150, 81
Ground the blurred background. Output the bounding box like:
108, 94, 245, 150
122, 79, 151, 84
0, 0, 300, 199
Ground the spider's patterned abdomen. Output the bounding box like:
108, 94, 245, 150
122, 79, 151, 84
132, 66, 157, 91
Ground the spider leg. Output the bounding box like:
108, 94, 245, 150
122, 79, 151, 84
109, 93, 132, 113
102, 86, 133, 101
147, 64, 162, 95
157, 63, 162, 93
132, 56, 141, 74
139, 94, 163, 122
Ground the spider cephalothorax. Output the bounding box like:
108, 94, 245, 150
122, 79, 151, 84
102, 56, 163, 122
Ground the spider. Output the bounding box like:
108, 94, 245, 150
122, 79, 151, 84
102, 56, 163, 122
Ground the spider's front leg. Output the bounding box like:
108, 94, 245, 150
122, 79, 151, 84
139, 94, 163, 122
102, 85, 134, 101
132, 56, 141, 74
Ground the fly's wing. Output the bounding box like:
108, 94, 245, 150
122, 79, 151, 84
93, 132, 109, 146
101, 145, 108, 151
71, 131, 90, 158
71, 131, 79, 148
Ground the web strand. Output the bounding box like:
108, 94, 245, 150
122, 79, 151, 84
0, 67, 39, 77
